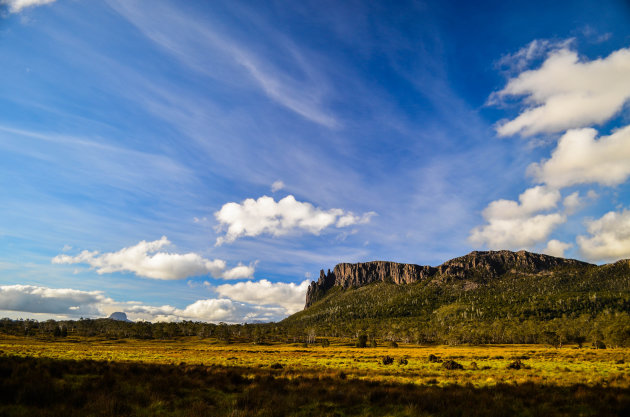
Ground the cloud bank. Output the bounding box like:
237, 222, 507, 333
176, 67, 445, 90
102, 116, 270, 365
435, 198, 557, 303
52, 236, 254, 280
214, 195, 375, 245
0, 285, 109, 316
0, 283, 292, 323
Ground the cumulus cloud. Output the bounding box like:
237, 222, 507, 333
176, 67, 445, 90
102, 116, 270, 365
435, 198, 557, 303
577, 209, 630, 262
469, 186, 566, 249
52, 236, 253, 280
1, 0, 55, 14
528, 126, 630, 188
494, 47, 630, 137
271, 180, 285, 192
543, 239, 573, 258
214, 279, 310, 314
0, 285, 109, 316
214, 195, 375, 245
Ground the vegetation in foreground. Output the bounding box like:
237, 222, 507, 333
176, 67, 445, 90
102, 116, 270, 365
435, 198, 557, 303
1, 336, 630, 416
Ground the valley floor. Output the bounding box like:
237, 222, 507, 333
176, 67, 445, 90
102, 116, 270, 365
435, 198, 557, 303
1, 336, 629, 416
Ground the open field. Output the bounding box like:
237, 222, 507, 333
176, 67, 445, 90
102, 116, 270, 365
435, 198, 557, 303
1, 336, 630, 416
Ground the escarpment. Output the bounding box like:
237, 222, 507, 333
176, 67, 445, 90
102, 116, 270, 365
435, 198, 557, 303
304, 250, 592, 308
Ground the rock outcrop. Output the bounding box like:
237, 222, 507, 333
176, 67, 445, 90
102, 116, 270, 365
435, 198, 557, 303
304, 250, 591, 308
108, 312, 132, 322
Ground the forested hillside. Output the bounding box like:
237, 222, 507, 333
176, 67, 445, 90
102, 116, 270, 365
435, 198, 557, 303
284, 251, 630, 346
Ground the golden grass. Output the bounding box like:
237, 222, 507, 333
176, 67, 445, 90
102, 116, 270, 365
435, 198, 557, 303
1, 335, 628, 389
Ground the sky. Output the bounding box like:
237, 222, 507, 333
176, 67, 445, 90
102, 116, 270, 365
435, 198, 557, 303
1, 0, 630, 323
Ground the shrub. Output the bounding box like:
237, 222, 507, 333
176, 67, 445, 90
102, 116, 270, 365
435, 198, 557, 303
398, 358, 408, 365
441, 360, 463, 370
428, 354, 441, 363
382, 356, 394, 365
356, 334, 368, 348
506, 360, 530, 370
388, 341, 398, 348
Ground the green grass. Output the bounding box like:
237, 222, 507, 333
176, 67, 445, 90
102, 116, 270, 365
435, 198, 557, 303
1, 336, 629, 416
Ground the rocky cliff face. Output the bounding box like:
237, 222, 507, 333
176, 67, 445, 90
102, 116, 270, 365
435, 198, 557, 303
304, 250, 591, 308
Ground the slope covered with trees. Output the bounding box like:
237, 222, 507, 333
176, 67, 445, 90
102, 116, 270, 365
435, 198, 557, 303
284, 251, 630, 346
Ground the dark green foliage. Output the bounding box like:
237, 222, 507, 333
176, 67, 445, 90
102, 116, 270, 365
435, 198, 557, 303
283, 260, 630, 345
398, 358, 408, 365
3, 355, 628, 417
428, 354, 442, 363
442, 360, 463, 370
356, 334, 368, 348
507, 360, 531, 370
382, 356, 394, 365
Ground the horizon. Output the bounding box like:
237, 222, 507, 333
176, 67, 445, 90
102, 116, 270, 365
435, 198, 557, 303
2, 0, 630, 323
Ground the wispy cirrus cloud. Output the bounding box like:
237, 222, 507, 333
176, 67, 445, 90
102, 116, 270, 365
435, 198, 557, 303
106, 0, 338, 128
214, 195, 375, 245
1, 0, 55, 14
52, 236, 254, 280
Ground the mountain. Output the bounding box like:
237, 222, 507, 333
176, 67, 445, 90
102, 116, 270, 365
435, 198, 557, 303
108, 312, 132, 322
304, 250, 590, 308
284, 250, 630, 345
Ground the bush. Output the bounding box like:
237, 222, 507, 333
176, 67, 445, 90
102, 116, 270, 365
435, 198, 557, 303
506, 360, 530, 370
388, 341, 398, 348
356, 334, 368, 348
382, 356, 394, 365
398, 358, 408, 365
441, 360, 463, 370
428, 354, 441, 363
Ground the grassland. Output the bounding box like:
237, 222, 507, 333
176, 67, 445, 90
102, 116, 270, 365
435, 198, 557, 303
1, 335, 630, 416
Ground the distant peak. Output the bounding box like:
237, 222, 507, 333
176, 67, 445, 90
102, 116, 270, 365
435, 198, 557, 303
108, 312, 132, 322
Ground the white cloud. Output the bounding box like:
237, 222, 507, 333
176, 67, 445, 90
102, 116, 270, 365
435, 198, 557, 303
577, 209, 630, 262
0, 284, 287, 323
271, 180, 285, 192
495, 38, 574, 73
469, 186, 566, 249
563, 192, 583, 215
214, 195, 375, 245
52, 236, 253, 280
494, 47, 630, 136
1, 0, 55, 14
543, 239, 573, 258
0, 285, 109, 316
528, 126, 630, 188
214, 279, 310, 314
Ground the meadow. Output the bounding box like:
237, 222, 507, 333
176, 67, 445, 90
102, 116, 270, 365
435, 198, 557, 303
1, 335, 629, 416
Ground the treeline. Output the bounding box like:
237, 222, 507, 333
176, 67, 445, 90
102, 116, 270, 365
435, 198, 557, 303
1, 312, 629, 348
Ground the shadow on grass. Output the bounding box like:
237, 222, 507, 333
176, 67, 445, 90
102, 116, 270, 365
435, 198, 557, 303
0, 355, 629, 416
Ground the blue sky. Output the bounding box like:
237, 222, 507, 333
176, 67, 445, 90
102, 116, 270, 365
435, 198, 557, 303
1, 0, 630, 322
